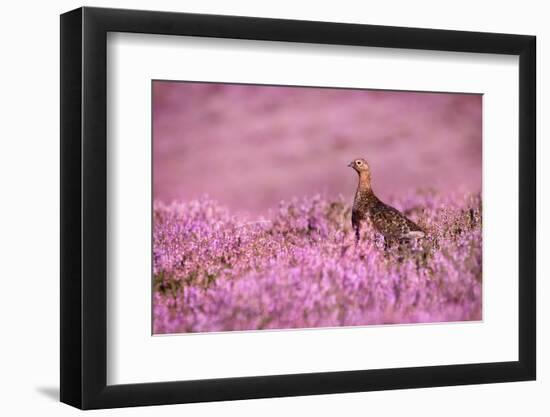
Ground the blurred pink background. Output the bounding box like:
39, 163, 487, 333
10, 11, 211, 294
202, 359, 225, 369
153, 81, 482, 215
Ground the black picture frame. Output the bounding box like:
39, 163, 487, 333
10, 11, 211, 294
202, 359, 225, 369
60, 6, 536, 410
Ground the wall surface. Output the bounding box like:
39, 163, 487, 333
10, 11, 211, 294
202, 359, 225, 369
0, 0, 546, 416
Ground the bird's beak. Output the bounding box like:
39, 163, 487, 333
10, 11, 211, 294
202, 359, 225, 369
347, 162, 354, 168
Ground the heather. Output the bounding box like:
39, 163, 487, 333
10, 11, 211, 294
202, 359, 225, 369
153, 191, 482, 334
153, 83, 482, 214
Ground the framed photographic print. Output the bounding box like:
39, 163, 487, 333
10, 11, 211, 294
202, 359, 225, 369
60, 6, 536, 409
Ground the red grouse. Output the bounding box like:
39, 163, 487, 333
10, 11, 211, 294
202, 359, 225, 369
348, 158, 425, 244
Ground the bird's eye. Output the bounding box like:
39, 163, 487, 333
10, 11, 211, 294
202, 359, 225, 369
356, 160, 362, 165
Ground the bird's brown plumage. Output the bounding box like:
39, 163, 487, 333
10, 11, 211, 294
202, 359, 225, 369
349, 158, 425, 243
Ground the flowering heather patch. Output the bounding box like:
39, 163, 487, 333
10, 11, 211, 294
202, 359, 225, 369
153, 192, 482, 334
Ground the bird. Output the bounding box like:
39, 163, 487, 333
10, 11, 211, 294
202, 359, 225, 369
348, 158, 425, 245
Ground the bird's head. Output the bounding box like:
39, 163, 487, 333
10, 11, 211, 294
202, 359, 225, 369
348, 158, 370, 175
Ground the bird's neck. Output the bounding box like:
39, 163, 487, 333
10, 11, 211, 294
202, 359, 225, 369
356, 172, 374, 196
